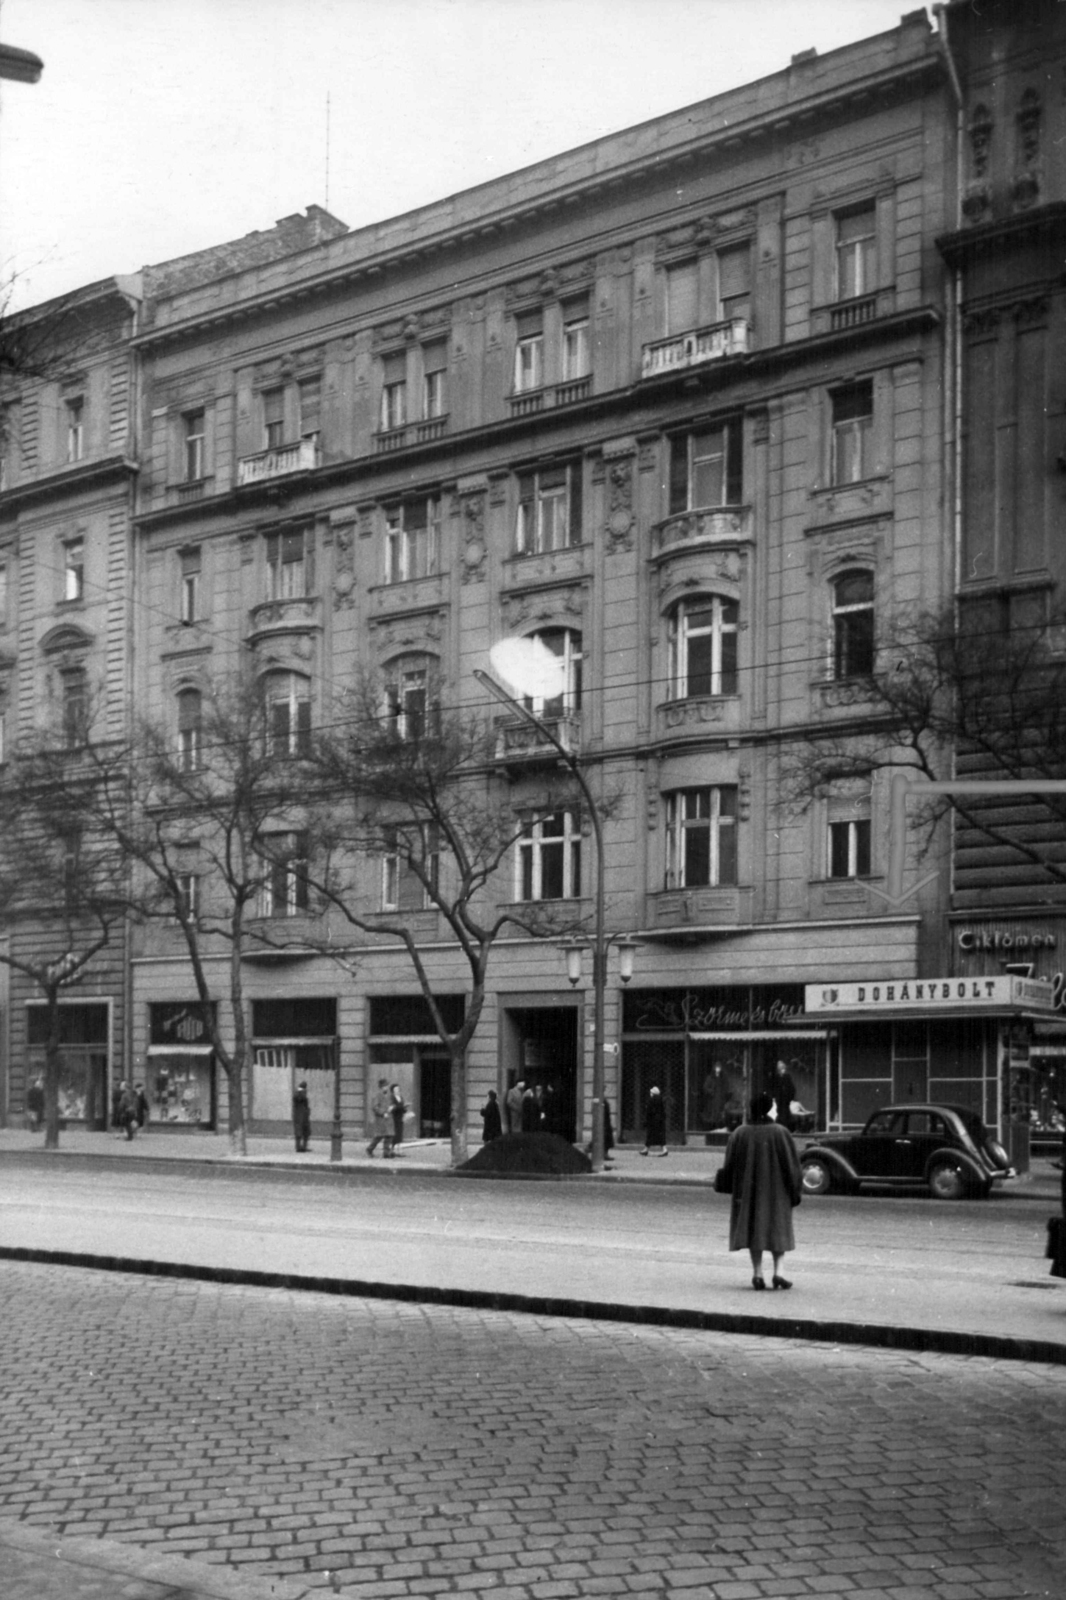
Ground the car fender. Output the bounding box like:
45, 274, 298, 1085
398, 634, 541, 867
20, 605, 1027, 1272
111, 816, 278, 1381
801, 1144, 860, 1185
923, 1146, 987, 1189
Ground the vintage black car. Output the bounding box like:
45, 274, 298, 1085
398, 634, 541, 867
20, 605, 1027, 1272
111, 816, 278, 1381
799, 1104, 1014, 1200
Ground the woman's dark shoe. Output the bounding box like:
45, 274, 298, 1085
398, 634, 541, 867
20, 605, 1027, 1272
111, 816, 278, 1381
752, 1275, 766, 1291
772, 1275, 793, 1291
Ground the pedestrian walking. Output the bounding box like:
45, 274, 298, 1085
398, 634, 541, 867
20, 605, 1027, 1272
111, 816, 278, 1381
603, 1097, 615, 1164
26, 1076, 44, 1131
715, 1091, 802, 1290
773, 1059, 797, 1132
640, 1085, 668, 1156
292, 1079, 311, 1152
480, 1089, 502, 1143
111, 1082, 124, 1135
366, 1077, 392, 1157
520, 1083, 541, 1132
504, 1079, 525, 1134
387, 1083, 408, 1157
118, 1081, 139, 1141
133, 1081, 150, 1134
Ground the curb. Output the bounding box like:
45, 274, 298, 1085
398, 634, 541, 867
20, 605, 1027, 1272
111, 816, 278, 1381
4, 1242, 1065, 1367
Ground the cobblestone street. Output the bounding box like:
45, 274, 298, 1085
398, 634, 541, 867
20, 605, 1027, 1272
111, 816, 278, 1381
1, 1258, 1064, 1599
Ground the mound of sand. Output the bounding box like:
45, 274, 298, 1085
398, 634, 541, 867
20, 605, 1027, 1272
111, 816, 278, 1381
455, 1132, 592, 1178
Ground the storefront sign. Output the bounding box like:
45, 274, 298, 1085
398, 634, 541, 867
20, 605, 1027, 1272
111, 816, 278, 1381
627, 986, 807, 1033
149, 1002, 216, 1046
957, 929, 1057, 952
806, 975, 1056, 1013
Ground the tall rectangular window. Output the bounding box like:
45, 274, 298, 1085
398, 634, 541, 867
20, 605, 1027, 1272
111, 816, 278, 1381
176, 871, 200, 921
176, 688, 202, 772
518, 810, 581, 902
179, 546, 201, 624
266, 530, 308, 600
668, 421, 742, 515
666, 787, 738, 889
65, 398, 84, 463
64, 538, 85, 602
516, 462, 582, 554
836, 204, 876, 300
184, 410, 205, 480
829, 818, 872, 879
262, 388, 285, 450
386, 660, 439, 743
513, 310, 543, 393
262, 833, 309, 917
831, 381, 874, 484
562, 304, 590, 381
665, 260, 699, 334
379, 351, 407, 432
382, 827, 439, 912
62, 669, 87, 748
298, 376, 321, 442
266, 673, 312, 758
717, 243, 751, 322
385, 496, 441, 584
422, 343, 448, 418
0, 563, 7, 627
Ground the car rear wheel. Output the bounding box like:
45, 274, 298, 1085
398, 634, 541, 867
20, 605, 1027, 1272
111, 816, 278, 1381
928, 1160, 967, 1201
801, 1156, 833, 1196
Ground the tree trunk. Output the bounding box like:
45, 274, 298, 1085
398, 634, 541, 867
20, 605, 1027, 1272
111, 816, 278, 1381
42, 985, 61, 1151
227, 940, 248, 1157
449, 1042, 468, 1167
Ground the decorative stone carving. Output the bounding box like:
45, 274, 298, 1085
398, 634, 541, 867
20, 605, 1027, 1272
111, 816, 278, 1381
605, 458, 635, 554
962, 304, 1001, 337
661, 698, 728, 729
505, 258, 593, 306
968, 103, 993, 177
461, 492, 486, 585
501, 586, 584, 630
962, 183, 991, 222
818, 679, 876, 709
1016, 87, 1041, 166
333, 524, 356, 611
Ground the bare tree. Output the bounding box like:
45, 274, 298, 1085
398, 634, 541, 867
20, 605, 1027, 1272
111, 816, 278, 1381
309, 683, 584, 1165
0, 752, 127, 1149
785, 600, 1066, 885
80, 675, 313, 1156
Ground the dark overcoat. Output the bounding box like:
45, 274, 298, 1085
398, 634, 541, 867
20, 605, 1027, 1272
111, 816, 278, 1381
644, 1092, 666, 1147
719, 1119, 802, 1253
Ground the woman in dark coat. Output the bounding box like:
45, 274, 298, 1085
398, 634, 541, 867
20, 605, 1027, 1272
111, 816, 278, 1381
641, 1085, 667, 1156
480, 1090, 502, 1143
292, 1080, 311, 1152
387, 1083, 407, 1156
717, 1091, 802, 1289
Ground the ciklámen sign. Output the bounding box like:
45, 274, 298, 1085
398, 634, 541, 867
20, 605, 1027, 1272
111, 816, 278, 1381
805, 975, 1056, 1014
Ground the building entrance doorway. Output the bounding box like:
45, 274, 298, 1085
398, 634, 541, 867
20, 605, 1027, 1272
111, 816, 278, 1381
506, 1008, 578, 1142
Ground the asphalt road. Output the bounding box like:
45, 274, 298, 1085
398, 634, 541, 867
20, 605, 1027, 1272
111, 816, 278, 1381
1, 1159, 1063, 1357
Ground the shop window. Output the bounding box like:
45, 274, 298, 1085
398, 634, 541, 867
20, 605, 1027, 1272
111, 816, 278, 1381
665, 787, 738, 888
668, 595, 737, 698
265, 671, 311, 758
830, 381, 873, 484
668, 420, 742, 514
518, 809, 582, 901
836, 203, 876, 300
522, 628, 582, 718
385, 496, 441, 583
179, 546, 201, 623
176, 688, 202, 772
828, 817, 871, 879
265, 528, 310, 600
260, 831, 309, 917
516, 461, 582, 553
831, 569, 875, 679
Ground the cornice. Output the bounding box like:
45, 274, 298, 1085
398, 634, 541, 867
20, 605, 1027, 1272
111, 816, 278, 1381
134, 58, 943, 354
937, 201, 1066, 267
0, 455, 138, 514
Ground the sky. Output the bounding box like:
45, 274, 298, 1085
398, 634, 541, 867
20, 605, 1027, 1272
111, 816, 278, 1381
1, 0, 922, 312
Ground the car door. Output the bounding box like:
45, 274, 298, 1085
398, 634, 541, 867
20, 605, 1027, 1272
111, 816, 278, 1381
897, 1110, 942, 1180
857, 1109, 907, 1178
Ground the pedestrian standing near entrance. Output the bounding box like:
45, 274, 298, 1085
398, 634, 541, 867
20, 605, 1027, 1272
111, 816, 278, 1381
366, 1078, 391, 1157
520, 1083, 541, 1132
603, 1098, 615, 1164
640, 1085, 668, 1156
118, 1081, 138, 1141
292, 1079, 311, 1152
715, 1091, 802, 1290
480, 1090, 502, 1143
773, 1059, 797, 1132
386, 1082, 408, 1157
26, 1077, 44, 1131
505, 1079, 525, 1134
134, 1082, 150, 1134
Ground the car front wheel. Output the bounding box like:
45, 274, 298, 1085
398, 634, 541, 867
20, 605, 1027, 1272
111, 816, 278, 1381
928, 1160, 967, 1201
801, 1156, 833, 1196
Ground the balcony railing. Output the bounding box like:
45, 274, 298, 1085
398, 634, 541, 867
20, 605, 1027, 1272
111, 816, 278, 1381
495, 713, 581, 770
509, 390, 545, 418
237, 437, 318, 486
830, 295, 877, 332
652, 504, 753, 556
641, 317, 749, 380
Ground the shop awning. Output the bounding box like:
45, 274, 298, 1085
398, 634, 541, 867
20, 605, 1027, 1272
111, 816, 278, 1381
147, 1045, 214, 1057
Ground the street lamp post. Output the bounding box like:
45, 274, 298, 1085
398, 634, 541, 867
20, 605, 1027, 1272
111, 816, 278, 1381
474, 664, 616, 1170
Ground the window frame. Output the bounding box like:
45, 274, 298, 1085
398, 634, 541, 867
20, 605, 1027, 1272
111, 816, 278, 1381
265, 529, 309, 601
831, 569, 875, 680
63, 537, 85, 603
828, 817, 872, 880
176, 687, 203, 773
513, 332, 544, 394
65, 397, 84, 463
385, 656, 440, 743
261, 832, 310, 918
262, 387, 285, 451
381, 825, 440, 913
175, 870, 200, 922
179, 546, 201, 625
835, 203, 877, 301
668, 595, 738, 699
61, 667, 88, 748
517, 809, 582, 903
515, 461, 582, 554
183, 409, 205, 481
384, 496, 441, 585
668, 420, 743, 515
562, 314, 590, 382
265, 672, 312, 759
521, 627, 583, 718
830, 381, 874, 486
665, 786, 738, 890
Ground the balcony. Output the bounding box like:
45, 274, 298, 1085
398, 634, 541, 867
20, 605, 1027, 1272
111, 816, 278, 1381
237, 438, 318, 487
640, 318, 748, 381
507, 377, 592, 419
829, 295, 877, 332
494, 713, 581, 773
652, 504, 753, 558
247, 594, 323, 648
374, 416, 450, 453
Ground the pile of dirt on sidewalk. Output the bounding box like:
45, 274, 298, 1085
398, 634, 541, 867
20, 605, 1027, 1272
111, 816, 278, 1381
456, 1132, 592, 1178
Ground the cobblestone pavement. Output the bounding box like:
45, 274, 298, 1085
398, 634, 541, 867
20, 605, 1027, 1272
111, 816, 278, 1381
1, 1259, 1064, 1600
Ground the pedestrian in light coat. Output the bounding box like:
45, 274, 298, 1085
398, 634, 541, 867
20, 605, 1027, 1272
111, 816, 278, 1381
366, 1077, 392, 1157
292, 1079, 311, 1152
504, 1079, 525, 1134
716, 1091, 802, 1290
